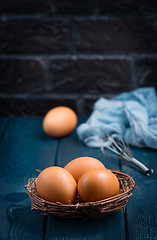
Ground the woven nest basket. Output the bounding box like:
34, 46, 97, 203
26, 170, 135, 219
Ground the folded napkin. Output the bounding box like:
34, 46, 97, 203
77, 87, 157, 149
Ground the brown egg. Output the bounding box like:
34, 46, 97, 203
64, 156, 106, 183
36, 166, 77, 204
78, 169, 120, 202
43, 106, 77, 138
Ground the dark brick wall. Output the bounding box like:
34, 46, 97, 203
0, 0, 157, 116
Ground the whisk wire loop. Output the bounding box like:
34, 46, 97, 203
101, 134, 153, 176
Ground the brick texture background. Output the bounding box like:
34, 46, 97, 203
0, 0, 157, 116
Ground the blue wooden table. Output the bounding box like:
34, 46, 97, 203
0, 117, 157, 240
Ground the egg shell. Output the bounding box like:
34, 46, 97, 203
78, 169, 120, 202
64, 156, 106, 183
36, 166, 77, 204
43, 106, 77, 138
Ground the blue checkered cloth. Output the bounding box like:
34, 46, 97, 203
77, 87, 157, 149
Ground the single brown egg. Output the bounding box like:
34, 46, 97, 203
43, 106, 77, 138
36, 166, 77, 204
64, 156, 106, 183
78, 169, 120, 202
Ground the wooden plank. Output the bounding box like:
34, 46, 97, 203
121, 146, 157, 240
0, 117, 9, 142
45, 212, 125, 240
0, 117, 58, 240
45, 118, 126, 240
0, 197, 47, 240
53, 117, 120, 170
0, 117, 58, 185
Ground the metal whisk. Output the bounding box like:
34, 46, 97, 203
101, 134, 153, 176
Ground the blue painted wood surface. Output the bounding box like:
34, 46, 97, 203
0, 117, 157, 240
121, 147, 157, 240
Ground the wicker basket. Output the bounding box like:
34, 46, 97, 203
26, 170, 135, 218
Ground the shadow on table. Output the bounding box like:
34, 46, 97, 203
45, 211, 124, 239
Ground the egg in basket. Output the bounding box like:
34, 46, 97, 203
26, 157, 135, 218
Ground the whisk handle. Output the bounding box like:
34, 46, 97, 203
131, 158, 153, 176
